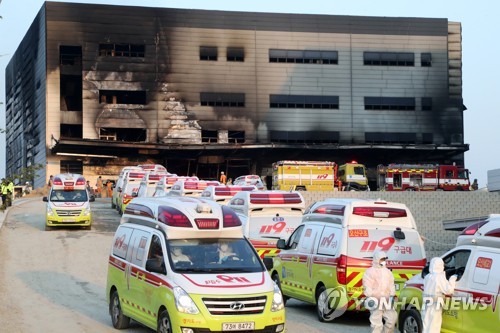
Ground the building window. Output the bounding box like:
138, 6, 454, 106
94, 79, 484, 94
421, 53, 432, 67
270, 95, 339, 109
228, 131, 245, 143
365, 132, 417, 144
99, 90, 147, 104
60, 124, 82, 139
363, 52, 414, 66
99, 43, 145, 57
227, 47, 244, 62
364, 97, 415, 110
200, 93, 245, 107
269, 49, 338, 64
60, 45, 82, 66
200, 46, 218, 61
60, 160, 83, 174
60, 75, 83, 111
422, 97, 432, 111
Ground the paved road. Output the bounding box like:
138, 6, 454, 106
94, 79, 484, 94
0, 197, 372, 333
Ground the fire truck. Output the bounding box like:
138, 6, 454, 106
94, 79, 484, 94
272, 160, 340, 191
377, 163, 471, 191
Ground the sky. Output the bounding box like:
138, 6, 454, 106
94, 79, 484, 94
0, 0, 499, 188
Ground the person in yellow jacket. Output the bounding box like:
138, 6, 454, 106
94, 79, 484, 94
6, 180, 14, 207
1, 178, 7, 208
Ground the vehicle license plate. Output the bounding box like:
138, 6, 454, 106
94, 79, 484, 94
62, 219, 75, 223
222, 322, 255, 331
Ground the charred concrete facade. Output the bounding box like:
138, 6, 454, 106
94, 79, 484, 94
5, 2, 468, 187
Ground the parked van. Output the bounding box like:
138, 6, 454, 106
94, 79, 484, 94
233, 175, 266, 190
136, 172, 172, 198
168, 180, 220, 198
226, 191, 306, 258
337, 161, 369, 191
112, 166, 142, 209
397, 217, 500, 333
43, 173, 95, 230
269, 198, 427, 321
153, 175, 198, 197
201, 185, 257, 204
106, 197, 285, 332
118, 170, 146, 214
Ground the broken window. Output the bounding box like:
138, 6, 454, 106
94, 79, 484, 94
99, 127, 146, 142
60, 45, 82, 66
60, 124, 83, 139
99, 43, 145, 57
99, 90, 147, 104
60, 75, 83, 111
200, 92, 245, 107
60, 160, 83, 174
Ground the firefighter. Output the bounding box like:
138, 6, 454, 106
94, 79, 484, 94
219, 171, 227, 184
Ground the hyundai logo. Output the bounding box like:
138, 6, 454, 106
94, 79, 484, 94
230, 302, 245, 310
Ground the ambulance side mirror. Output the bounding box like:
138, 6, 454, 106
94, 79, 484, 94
146, 259, 166, 275
132, 192, 138, 197
276, 239, 287, 249
43, 197, 48, 202
118, 187, 122, 193
263, 257, 274, 271
89, 195, 95, 202
421, 262, 430, 278
393, 227, 405, 240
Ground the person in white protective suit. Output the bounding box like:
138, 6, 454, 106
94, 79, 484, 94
362, 250, 397, 333
421, 257, 457, 333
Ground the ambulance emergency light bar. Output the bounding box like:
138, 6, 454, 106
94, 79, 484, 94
184, 181, 220, 190
214, 186, 256, 196
52, 176, 86, 186
128, 172, 146, 179
157, 205, 241, 228
166, 176, 198, 184
249, 193, 303, 204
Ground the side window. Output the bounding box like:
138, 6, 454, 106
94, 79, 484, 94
297, 227, 319, 253
287, 225, 304, 249
148, 235, 165, 264
442, 250, 471, 281
129, 229, 150, 267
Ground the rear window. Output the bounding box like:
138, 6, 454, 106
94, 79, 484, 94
346, 228, 424, 262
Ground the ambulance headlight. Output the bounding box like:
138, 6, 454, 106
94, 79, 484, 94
271, 282, 284, 312
82, 207, 91, 217
173, 287, 199, 314
46, 206, 54, 216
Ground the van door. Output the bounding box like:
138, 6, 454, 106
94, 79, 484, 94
461, 250, 499, 332
440, 249, 472, 332
279, 225, 304, 298
284, 224, 322, 303
127, 228, 153, 324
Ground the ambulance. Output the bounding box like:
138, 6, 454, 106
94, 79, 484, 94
269, 198, 427, 321
106, 197, 286, 332
226, 191, 306, 258
43, 173, 95, 230
118, 170, 146, 214
138, 164, 168, 173
153, 176, 199, 197
397, 216, 500, 333
233, 175, 266, 190
112, 166, 142, 209
168, 180, 221, 198
200, 185, 257, 204
136, 172, 173, 198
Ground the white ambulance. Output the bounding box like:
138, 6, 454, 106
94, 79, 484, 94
226, 191, 306, 258
43, 173, 95, 230
117, 170, 147, 214
168, 180, 221, 198
398, 216, 500, 333
153, 175, 198, 197
200, 185, 257, 204
270, 198, 427, 321
106, 197, 285, 332
112, 166, 142, 209
136, 172, 173, 198
233, 175, 266, 190
138, 164, 168, 173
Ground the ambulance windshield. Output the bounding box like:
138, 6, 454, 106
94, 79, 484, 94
167, 238, 264, 273
50, 189, 88, 202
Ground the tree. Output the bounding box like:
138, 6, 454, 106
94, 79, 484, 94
6, 164, 44, 185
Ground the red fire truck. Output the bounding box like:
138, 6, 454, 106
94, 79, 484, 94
377, 164, 471, 191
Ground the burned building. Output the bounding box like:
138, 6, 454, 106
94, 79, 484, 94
5, 1, 468, 187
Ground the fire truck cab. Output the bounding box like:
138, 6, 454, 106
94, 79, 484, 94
377, 163, 471, 191
226, 191, 306, 258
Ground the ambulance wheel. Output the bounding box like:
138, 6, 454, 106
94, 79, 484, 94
399, 308, 422, 333
45, 225, 53, 231
111, 201, 116, 209
110, 290, 130, 329
315, 285, 331, 322
157, 309, 172, 333
271, 273, 288, 305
